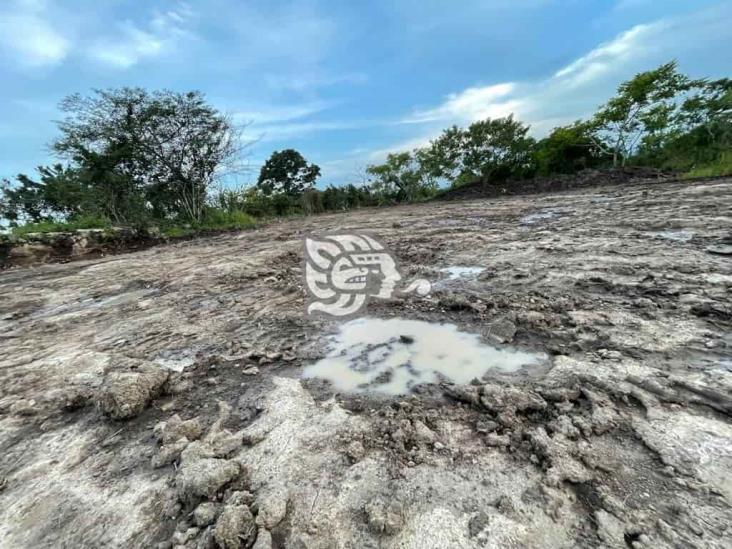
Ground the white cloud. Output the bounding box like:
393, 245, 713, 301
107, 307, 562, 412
553, 22, 665, 88
401, 21, 667, 132
232, 99, 387, 142
0, 1, 70, 67
89, 5, 195, 68
404, 83, 519, 124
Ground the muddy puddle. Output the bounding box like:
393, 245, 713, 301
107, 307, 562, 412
302, 317, 546, 395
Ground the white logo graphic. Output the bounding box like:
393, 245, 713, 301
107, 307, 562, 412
304, 234, 431, 317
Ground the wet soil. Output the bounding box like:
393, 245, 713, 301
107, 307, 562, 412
0, 177, 731, 548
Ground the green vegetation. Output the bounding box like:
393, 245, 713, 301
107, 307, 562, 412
1, 62, 729, 236
160, 209, 256, 238
10, 215, 111, 236
256, 149, 322, 196
1, 88, 243, 233
683, 152, 732, 179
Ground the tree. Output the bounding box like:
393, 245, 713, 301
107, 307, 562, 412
0, 165, 89, 226
420, 116, 536, 186
533, 121, 604, 175
366, 152, 436, 202
256, 149, 321, 196
590, 61, 694, 167
53, 88, 242, 222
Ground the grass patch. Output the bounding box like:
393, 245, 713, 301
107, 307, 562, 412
161, 209, 256, 238
683, 153, 732, 179
198, 209, 256, 231
161, 226, 196, 238
11, 215, 111, 236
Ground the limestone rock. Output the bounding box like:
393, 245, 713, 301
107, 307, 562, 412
154, 414, 204, 445
193, 502, 219, 527
97, 364, 169, 419
214, 503, 257, 549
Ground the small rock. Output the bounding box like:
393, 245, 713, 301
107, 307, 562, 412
433, 442, 445, 451
485, 434, 510, 448
160, 400, 177, 412
476, 420, 498, 434
193, 502, 218, 527
255, 486, 289, 529
252, 529, 272, 549
595, 510, 626, 546
486, 317, 517, 343
555, 401, 574, 413
168, 379, 193, 395
9, 399, 37, 416
365, 499, 404, 536
412, 420, 436, 444
214, 503, 256, 549
154, 415, 203, 445
152, 438, 190, 468
345, 440, 365, 463
176, 443, 241, 503
598, 349, 623, 361
171, 527, 199, 545
97, 365, 169, 420
242, 367, 260, 376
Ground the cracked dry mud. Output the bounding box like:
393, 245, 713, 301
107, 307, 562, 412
1, 178, 731, 548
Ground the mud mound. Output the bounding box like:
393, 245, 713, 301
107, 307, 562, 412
435, 167, 675, 201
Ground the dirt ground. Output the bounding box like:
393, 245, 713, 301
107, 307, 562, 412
0, 178, 731, 548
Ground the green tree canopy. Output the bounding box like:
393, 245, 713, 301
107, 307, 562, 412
53, 87, 241, 222
256, 149, 321, 196
420, 116, 536, 186
533, 121, 603, 175
590, 61, 696, 166
366, 151, 436, 202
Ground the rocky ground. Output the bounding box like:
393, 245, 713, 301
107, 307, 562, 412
0, 178, 731, 548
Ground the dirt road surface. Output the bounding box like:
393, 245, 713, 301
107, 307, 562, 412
1, 178, 731, 548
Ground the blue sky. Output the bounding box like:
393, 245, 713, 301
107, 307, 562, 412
1, 0, 731, 187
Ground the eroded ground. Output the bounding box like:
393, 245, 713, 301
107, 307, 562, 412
1, 178, 731, 548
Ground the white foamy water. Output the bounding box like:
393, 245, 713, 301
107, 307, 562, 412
653, 229, 694, 242
521, 211, 559, 224
302, 318, 545, 395
440, 266, 485, 280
